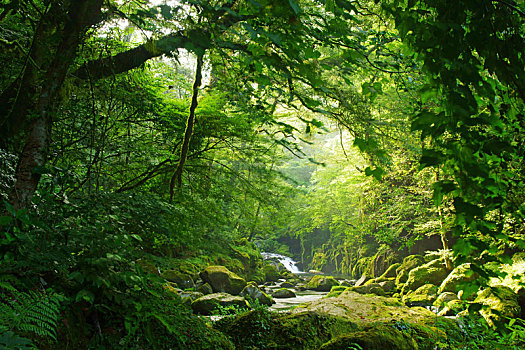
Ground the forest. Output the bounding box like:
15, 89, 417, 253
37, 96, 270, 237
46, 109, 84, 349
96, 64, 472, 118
0, 0, 524, 349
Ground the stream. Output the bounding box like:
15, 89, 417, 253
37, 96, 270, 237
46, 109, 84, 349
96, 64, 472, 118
261, 252, 329, 311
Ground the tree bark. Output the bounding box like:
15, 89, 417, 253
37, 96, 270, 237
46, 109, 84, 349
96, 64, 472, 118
169, 53, 204, 202
10, 0, 103, 210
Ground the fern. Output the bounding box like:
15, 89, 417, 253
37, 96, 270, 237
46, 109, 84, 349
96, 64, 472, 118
0, 285, 62, 342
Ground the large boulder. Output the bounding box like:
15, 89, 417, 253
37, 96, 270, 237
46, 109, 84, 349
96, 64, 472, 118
200, 265, 247, 295
402, 284, 438, 307
161, 270, 195, 289
191, 293, 249, 315
438, 263, 478, 295
240, 282, 274, 305
402, 259, 449, 294
272, 288, 296, 298
434, 292, 459, 309
377, 263, 401, 281
395, 255, 426, 286
305, 275, 340, 291
349, 283, 385, 296
474, 286, 521, 327
196, 282, 213, 295
263, 264, 281, 282
180, 291, 204, 304
319, 324, 418, 350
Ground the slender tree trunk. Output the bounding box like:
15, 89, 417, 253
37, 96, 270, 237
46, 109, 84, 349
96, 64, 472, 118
435, 169, 453, 270
9, 0, 103, 210
169, 53, 205, 202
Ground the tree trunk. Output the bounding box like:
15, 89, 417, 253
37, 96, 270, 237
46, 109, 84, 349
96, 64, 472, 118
169, 53, 205, 202
9, 0, 103, 210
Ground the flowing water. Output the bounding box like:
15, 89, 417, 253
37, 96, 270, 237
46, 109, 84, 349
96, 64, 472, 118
261, 252, 304, 274
261, 252, 328, 311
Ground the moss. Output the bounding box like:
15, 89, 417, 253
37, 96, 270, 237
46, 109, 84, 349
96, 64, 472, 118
272, 288, 296, 298
200, 265, 247, 295
396, 255, 425, 276
319, 324, 418, 350
161, 270, 195, 289
263, 264, 281, 282
402, 284, 438, 307
474, 285, 521, 327
378, 263, 401, 281
402, 260, 449, 294
438, 263, 478, 295
191, 292, 249, 315
305, 275, 340, 291
326, 286, 349, 298
215, 310, 358, 350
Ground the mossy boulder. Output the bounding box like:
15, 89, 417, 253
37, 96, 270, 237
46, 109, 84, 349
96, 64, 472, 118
437, 299, 466, 316
196, 282, 213, 295
200, 265, 247, 295
263, 264, 281, 282
280, 281, 294, 288
291, 290, 459, 348
161, 270, 195, 289
378, 263, 401, 281
272, 288, 296, 298
379, 279, 396, 294
215, 309, 358, 350
305, 275, 340, 291
395, 255, 426, 285
474, 285, 521, 327
191, 293, 249, 315
349, 283, 385, 296
402, 284, 438, 307
434, 292, 459, 309
180, 291, 204, 304
319, 324, 418, 350
240, 282, 274, 305
327, 286, 349, 298
438, 263, 478, 294
402, 259, 449, 294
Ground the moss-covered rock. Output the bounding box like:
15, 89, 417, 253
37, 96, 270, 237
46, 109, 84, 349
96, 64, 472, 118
196, 282, 213, 295
161, 270, 195, 289
395, 255, 426, 286
191, 292, 249, 315
378, 263, 401, 280
291, 290, 459, 349
215, 310, 358, 350
200, 265, 247, 295
379, 279, 396, 294
434, 292, 459, 309
402, 260, 449, 294
240, 282, 274, 305
272, 288, 296, 298
474, 285, 521, 327
326, 286, 349, 298
263, 264, 281, 282
438, 263, 478, 295
319, 324, 418, 350
349, 283, 385, 296
437, 299, 466, 316
305, 275, 340, 291
280, 281, 294, 288
180, 291, 204, 304
402, 284, 438, 307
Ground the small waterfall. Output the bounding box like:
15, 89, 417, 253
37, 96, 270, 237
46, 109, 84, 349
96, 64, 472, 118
261, 252, 304, 274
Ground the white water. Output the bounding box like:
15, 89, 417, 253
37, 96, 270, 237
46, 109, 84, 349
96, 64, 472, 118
261, 252, 304, 274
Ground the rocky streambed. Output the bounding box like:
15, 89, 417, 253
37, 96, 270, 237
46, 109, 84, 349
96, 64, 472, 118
159, 251, 525, 349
